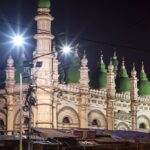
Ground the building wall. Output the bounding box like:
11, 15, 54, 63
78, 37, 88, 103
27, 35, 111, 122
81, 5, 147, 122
0, 1, 150, 134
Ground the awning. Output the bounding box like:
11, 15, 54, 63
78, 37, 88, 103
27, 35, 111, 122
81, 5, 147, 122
32, 128, 76, 140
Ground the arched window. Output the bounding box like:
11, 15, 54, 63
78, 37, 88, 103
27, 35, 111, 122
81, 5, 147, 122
0, 119, 4, 135
92, 119, 99, 126
139, 123, 146, 129
63, 117, 70, 124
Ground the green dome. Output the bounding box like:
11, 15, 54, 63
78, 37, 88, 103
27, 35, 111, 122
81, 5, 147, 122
117, 61, 130, 92
112, 58, 119, 67
38, 0, 50, 8
117, 78, 131, 92
140, 71, 148, 81
66, 52, 80, 83
139, 69, 150, 96
118, 68, 128, 78
98, 61, 107, 89
99, 73, 107, 88
139, 81, 150, 95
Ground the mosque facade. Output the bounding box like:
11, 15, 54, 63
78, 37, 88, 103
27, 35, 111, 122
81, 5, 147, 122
0, 0, 150, 134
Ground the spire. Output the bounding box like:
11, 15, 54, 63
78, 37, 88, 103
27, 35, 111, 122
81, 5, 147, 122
140, 61, 148, 81
100, 50, 104, 64
112, 51, 119, 68
131, 63, 137, 78
80, 50, 89, 90
5, 55, 15, 90
113, 51, 117, 59
7, 55, 14, 67
81, 50, 88, 67
108, 57, 114, 73
121, 57, 125, 70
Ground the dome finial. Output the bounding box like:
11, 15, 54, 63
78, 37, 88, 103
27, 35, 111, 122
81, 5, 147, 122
108, 57, 114, 72
113, 51, 117, 59
121, 57, 125, 69
131, 63, 137, 77
141, 61, 145, 73
100, 50, 104, 64
7, 55, 14, 67
83, 50, 86, 58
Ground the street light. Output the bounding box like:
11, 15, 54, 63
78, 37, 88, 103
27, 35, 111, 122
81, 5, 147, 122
12, 34, 24, 150
62, 46, 71, 54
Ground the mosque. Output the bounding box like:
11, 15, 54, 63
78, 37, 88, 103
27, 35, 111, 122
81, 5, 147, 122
0, 0, 150, 134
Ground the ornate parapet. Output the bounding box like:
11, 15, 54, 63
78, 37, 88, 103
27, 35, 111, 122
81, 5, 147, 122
56, 83, 80, 93
138, 96, 150, 105
115, 92, 130, 102
90, 89, 107, 97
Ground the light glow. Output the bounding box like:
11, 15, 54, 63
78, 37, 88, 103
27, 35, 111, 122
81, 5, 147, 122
13, 35, 24, 46
62, 46, 71, 53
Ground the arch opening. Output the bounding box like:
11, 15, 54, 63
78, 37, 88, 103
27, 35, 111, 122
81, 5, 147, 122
63, 116, 70, 124
139, 123, 146, 129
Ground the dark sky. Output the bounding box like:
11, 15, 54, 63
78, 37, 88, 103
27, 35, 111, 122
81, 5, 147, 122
0, 0, 150, 80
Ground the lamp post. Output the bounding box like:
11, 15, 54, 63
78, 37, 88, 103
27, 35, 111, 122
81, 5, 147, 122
12, 35, 25, 150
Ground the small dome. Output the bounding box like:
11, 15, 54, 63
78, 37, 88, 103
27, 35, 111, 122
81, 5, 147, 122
117, 78, 131, 92
112, 58, 119, 67
138, 64, 150, 96
117, 59, 130, 92
66, 51, 80, 83
98, 57, 107, 89
38, 0, 50, 8
112, 51, 119, 67
139, 81, 150, 95
98, 73, 107, 89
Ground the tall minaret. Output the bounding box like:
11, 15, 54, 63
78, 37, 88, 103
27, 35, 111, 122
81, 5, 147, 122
79, 51, 89, 91
5, 56, 15, 93
130, 64, 138, 130
79, 51, 89, 128
33, 0, 54, 127
5, 56, 15, 133
106, 58, 116, 130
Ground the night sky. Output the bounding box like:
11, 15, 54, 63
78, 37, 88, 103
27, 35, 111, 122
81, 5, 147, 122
0, 0, 150, 83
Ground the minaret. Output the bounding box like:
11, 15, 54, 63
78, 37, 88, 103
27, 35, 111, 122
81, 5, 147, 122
79, 50, 89, 128
33, 0, 54, 127
112, 51, 119, 76
130, 64, 138, 130
5, 56, 15, 134
106, 58, 116, 130
79, 50, 89, 91
5, 56, 15, 93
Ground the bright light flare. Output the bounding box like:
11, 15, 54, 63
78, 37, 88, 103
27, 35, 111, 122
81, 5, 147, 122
13, 35, 24, 46
62, 46, 71, 53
